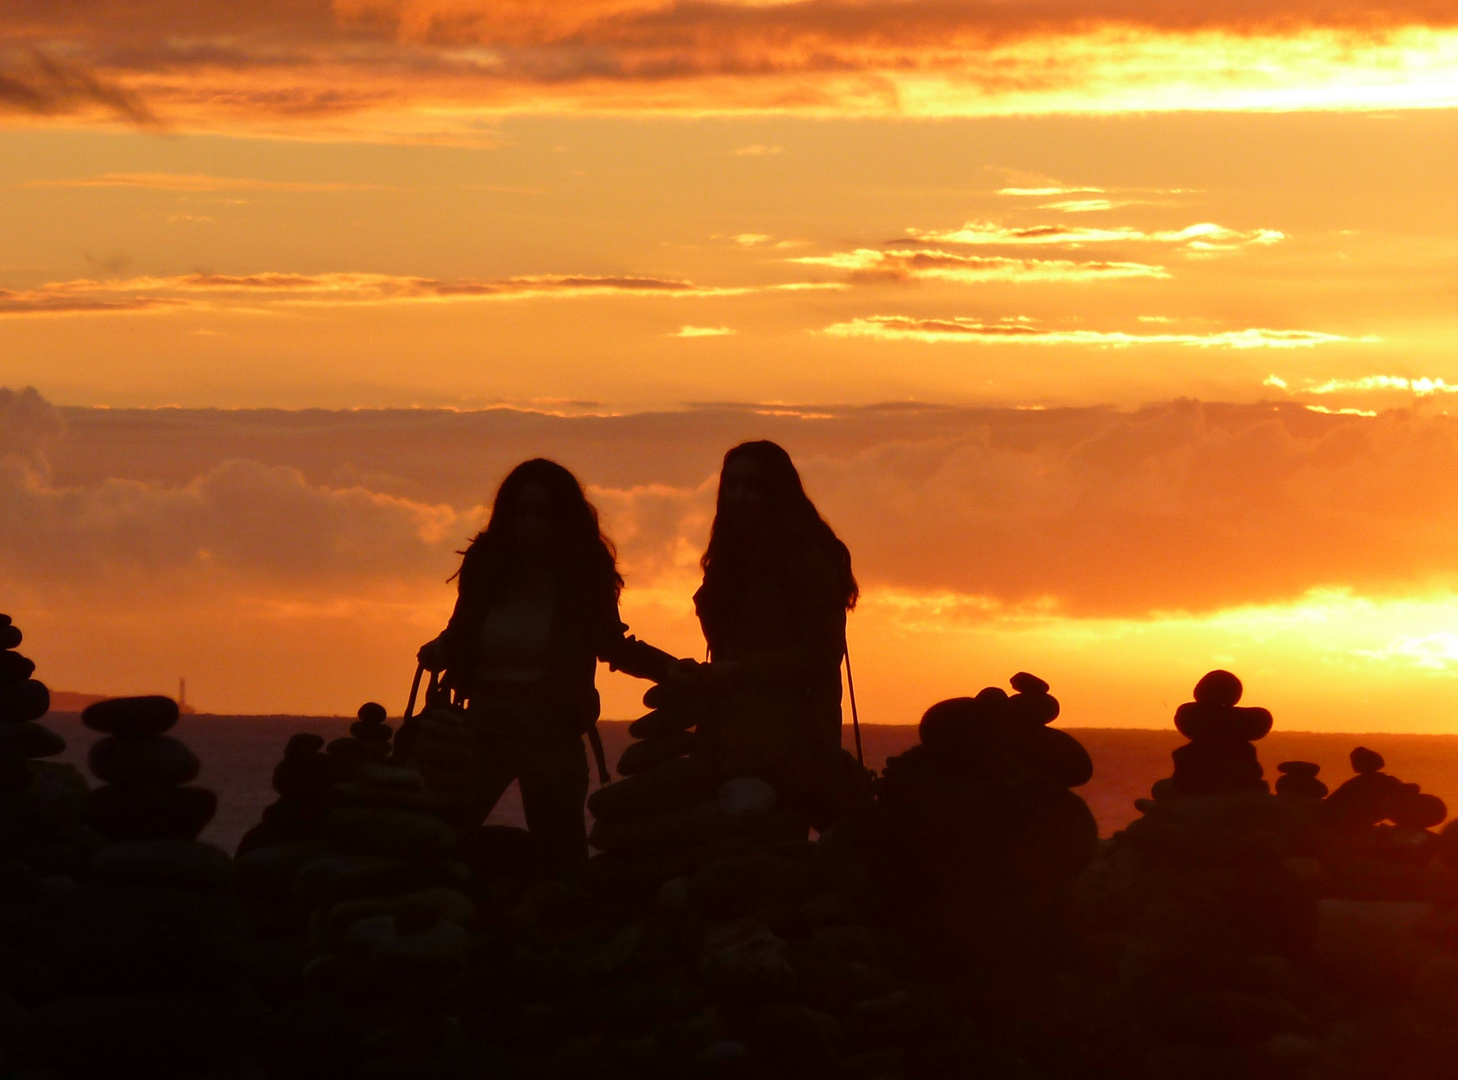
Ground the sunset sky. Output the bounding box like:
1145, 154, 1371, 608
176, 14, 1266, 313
6, 1, 1458, 731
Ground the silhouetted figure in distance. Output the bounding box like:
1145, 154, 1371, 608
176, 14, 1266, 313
416, 459, 674, 871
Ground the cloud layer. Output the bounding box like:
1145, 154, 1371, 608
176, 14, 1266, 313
15, 390, 1458, 621
821, 316, 1366, 348
6, 2, 1458, 132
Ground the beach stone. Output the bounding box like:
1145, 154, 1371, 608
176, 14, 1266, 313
1351, 746, 1385, 773
1275, 773, 1329, 800
350, 720, 393, 743
272, 745, 334, 800
292, 854, 468, 906
1009, 691, 1060, 725
1034, 726, 1094, 787
1391, 790, 1447, 830
461, 824, 537, 876
720, 776, 778, 818
588, 799, 727, 854
1325, 770, 1406, 828
359, 915, 471, 968
0, 651, 35, 683
355, 762, 425, 791
89, 735, 200, 786
0, 720, 65, 759
0, 625, 20, 650
587, 754, 715, 823
1169, 740, 1265, 797
324, 805, 457, 859
1174, 702, 1273, 742
235, 839, 328, 898
618, 730, 698, 776
1315, 899, 1435, 988
628, 707, 697, 741
1009, 671, 1050, 695
742, 1001, 842, 1067
1194, 668, 1244, 706
81, 695, 179, 737
699, 920, 794, 1006
916, 697, 979, 760
689, 854, 813, 919
0, 678, 49, 723
1278, 761, 1320, 778
88, 839, 236, 893
358, 701, 387, 725
84, 784, 217, 840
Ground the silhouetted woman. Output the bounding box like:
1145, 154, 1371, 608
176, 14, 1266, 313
416, 459, 671, 870
686, 440, 859, 819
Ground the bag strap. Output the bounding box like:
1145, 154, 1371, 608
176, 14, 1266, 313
586, 721, 611, 787
844, 642, 864, 768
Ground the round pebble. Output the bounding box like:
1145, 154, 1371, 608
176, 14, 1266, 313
0, 625, 20, 650
1194, 669, 1244, 706
0, 651, 36, 683
0, 721, 65, 759
1009, 671, 1050, 695
89, 735, 200, 786
1350, 746, 1385, 774
0, 679, 50, 723
357, 701, 388, 724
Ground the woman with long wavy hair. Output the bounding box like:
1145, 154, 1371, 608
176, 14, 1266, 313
684, 440, 861, 821
415, 458, 672, 870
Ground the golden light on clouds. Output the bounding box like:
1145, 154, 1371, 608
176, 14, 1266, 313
822, 316, 1371, 349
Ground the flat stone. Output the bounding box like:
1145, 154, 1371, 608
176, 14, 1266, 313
89, 735, 199, 786
1351, 746, 1385, 774
324, 805, 457, 859
0, 720, 65, 759
81, 695, 178, 737
587, 754, 715, 823
0, 651, 35, 682
357, 701, 388, 724
83, 784, 217, 840
0, 678, 49, 723
628, 707, 697, 741
698, 920, 793, 1007
88, 839, 235, 893
234, 839, 329, 899
349, 720, 393, 742
617, 730, 697, 775
1170, 739, 1266, 795
1034, 726, 1094, 787
272, 751, 334, 800
1009, 691, 1060, 725
588, 799, 727, 855
1009, 671, 1050, 695
0, 625, 20, 650
356, 762, 424, 790
292, 854, 469, 906
1392, 790, 1447, 830
720, 776, 777, 818
1278, 760, 1321, 777
1174, 702, 1272, 742
1194, 669, 1244, 706
1275, 774, 1329, 800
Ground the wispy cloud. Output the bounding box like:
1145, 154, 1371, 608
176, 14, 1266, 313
997, 186, 1106, 197
670, 325, 735, 337
0, 49, 156, 126
0, 270, 843, 318
1291, 374, 1458, 395
1039, 198, 1124, 213
823, 316, 1371, 348
790, 248, 1168, 283
21, 173, 380, 193
907, 220, 1285, 250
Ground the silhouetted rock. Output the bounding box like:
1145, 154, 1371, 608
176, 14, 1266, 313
88, 735, 200, 786
1155, 672, 1272, 799
0, 650, 36, 682
0, 721, 65, 759
1322, 746, 1448, 832
83, 784, 217, 841
0, 678, 48, 723
1275, 760, 1329, 799
0, 622, 20, 650
81, 695, 179, 737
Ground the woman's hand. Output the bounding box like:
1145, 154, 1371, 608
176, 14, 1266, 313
417, 634, 448, 672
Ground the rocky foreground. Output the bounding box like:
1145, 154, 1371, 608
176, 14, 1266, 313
3, 612, 1458, 1079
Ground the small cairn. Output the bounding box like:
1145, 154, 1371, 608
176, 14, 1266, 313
1325, 746, 1448, 831
1275, 760, 1329, 800
1152, 669, 1272, 800
872, 673, 1098, 965
14, 696, 254, 1078
0, 613, 83, 875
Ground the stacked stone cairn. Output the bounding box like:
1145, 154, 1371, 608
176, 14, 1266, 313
1062, 670, 1458, 1079
0, 613, 85, 877
867, 672, 1099, 972
6, 695, 256, 1078
248, 703, 477, 1079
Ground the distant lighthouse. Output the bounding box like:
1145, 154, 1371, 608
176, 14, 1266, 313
178, 678, 195, 714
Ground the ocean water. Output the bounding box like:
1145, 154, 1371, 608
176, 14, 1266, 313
39, 713, 1458, 853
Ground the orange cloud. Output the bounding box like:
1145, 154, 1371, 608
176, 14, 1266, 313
21, 172, 380, 192
821, 316, 1368, 348
907, 220, 1285, 250
5, 3, 1458, 135
0, 270, 842, 317
790, 248, 1169, 283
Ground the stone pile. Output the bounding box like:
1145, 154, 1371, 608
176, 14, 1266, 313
1152, 669, 1272, 800
0, 613, 86, 876
1325, 746, 1448, 832
868, 672, 1099, 968
8, 695, 255, 1078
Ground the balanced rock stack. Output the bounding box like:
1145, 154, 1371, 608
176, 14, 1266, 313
0, 613, 66, 799
1153, 669, 1273, 800
327, 700, 394, 777
81, 695, 232, 891
1324, 746, 1447, 831
1275, 759, 1329, 800
873, 672, 1098, 963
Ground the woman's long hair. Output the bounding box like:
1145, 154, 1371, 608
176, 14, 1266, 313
699, 440, 858, 611
454, 458, 622, 605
